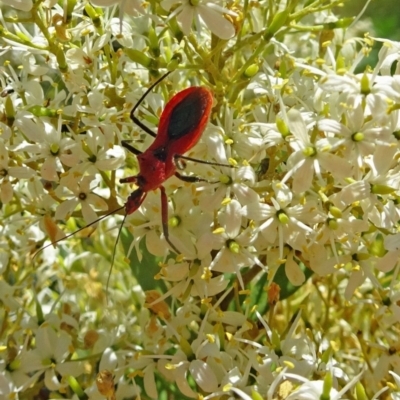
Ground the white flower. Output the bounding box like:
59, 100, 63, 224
74, 128, 125, 175
15, 114, 80, 181
371, 37, 400, 76
243, 182, 319, 259
282, 109, 352, 193
0, 139, 34, 203
90, 0, 144, 15
55, 175, 109, 224
0, 0, 32, 12
21, 326, 84, 391
196, 129, 258, 212
160, 0, 237, 40
319, 73, 396, 118
286, 380, 340, 400
318, 107, 394, 171
124, 190, 170, 258
197, 199, 262, 288
158, 258, 229, 299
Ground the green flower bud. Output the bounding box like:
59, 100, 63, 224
276, 117, 290, 137
228, 240, 240, 254
28, 105, 58, 118
168, 216, 181, 228
264, 9, 290, 40
125, 49, 153, 68
277, 211, 289, 224
67, 375, 85, 398
355, 382, 368, 400
360, 73, 370, 95
329, 206, 342, 218
5, 96, 15, 126
251, 390, 264, 400
351, 132, 364, 142
327, 218, 338, 230
321, 372, 333, 400
371, 184, 395, 195
302, 146, 316, 157
324, 17, 354, 30
244, 64, 259, 78
50, 143, 60, 156
369, 234, 386, 257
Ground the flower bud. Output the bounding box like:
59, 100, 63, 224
329, 206, 342, 218
321, 372, 333, 400
371, 184, 395, 195
244, 64, 259, 78
251, 390, 264, 400
67, 376, 85, 398
327, 218, 338, 230
228, 240, 240, 254
277, 211, 289, 224
5, 96, 15, 126
264, 9, 289, 40
355, 382, 368, 400
352, 132, 364, 142
369, 234, 386, 257
125, 49, 153, 68
360, 73, 370, 95
84, 3, 102, 27
168, 215, 181, 228
276, 117, 290, 137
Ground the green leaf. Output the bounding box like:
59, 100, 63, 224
247, 262, 313, 316
120, 229, 167, 292
273, 262, 313, 301
247, 272, 269, 315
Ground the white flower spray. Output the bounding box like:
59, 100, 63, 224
0, 0, 399, 399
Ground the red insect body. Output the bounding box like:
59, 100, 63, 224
121, 86, 213, 222
34, 76, 216, 259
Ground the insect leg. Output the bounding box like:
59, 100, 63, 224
159, 185, 181, 254
130, 71, 172, 138
174, 154, 235, 168
121, 140, 143, 156
175, 172, 211, 183
130, 117, 157, 138
32, 205, 126, 260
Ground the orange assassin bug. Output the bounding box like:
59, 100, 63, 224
36, 71, 232, 259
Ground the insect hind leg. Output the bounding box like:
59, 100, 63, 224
175, 154, 234, 168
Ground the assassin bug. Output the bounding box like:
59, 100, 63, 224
119, 71, 217, 253
36, 71, 231, 259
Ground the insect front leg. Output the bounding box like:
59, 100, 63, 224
130, 116, 157, 138
130, 71, 172, 138
121, 140, 143, 156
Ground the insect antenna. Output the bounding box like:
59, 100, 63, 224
33, 205, 125, 260
105, 212, 128, 303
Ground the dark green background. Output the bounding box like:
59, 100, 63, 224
342, 0, 400, 40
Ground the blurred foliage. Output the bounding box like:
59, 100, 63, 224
342, 0, 400, 40
340, 0, 400, 71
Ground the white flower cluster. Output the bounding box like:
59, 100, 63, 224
1, 0, 400, 399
